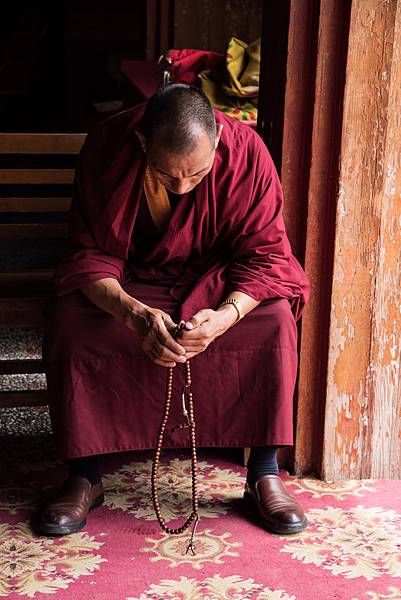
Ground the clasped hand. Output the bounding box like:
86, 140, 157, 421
137, 307, 231, 367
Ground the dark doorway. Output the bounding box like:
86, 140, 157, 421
0, 1, 146, 132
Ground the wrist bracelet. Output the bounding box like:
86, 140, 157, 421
217, 298, 244, 323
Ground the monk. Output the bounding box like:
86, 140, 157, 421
40, 84, 310, 537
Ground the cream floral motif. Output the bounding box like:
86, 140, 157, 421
280, 506, 401, 580
140, 528, 241, 570
351, 588, 401, 600
0, 484, 51, 515
103, 458, 244, 520
0, 521, 106, 597
285, 475, 376, 499
127, 574, 296, 599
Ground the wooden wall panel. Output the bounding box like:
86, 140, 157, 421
146, 0, 174, 59
280, 0, 319, 253
257, 1, 291, 173
322, 0, 401, 480
173, 0, 263, 53
278, 1, 351, 477
275, 0, 400, 479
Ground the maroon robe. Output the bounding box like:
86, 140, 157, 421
42, 103, 310, 459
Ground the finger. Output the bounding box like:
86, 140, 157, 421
158, 319, 186, 355
184, 309, 210, 330
178, 342, 206, 352
150, 339, 186, 362
147, 323, 185, 358
153, 358, 177, 368
143, 335, 184, 362
163, 314, 179, 331
147, 347, 179, 367
184, 350, 203, 359
177, 327, 211, 342
146, 312, 184, 355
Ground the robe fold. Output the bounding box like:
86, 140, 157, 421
53, 103, 309, 322
43, 102, 310, 459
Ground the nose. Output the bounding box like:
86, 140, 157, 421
170, 179, 191, 194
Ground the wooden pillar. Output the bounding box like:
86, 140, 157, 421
270, 0, 401, 479
321, 0, 401, 480
290, 0, 351, 477
146, 0, 174, 60
257, 0, 291, 172
264, 0, 351, 477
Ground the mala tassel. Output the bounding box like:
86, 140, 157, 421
185, 514, 199, 555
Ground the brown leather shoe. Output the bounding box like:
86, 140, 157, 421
244, 474, 308, 534
39, 476, 104, 535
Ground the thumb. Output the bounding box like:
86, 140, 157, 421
162, 313, 178, 331
185, 309, 208, 330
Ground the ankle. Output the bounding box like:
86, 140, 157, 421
246, 445, 279, 487
66, 455, 101, 487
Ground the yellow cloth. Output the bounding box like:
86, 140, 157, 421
199, 37, 260, 122
143, 166, 171, 231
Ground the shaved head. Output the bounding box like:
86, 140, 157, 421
142, 84, 217, 154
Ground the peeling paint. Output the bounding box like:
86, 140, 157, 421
322, 0, 401, 480
385, 164, 396, 195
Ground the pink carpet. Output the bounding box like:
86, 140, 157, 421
1, 436, 401, 599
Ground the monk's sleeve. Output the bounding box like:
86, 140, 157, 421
224, 133, 309, 320
53, 137, 125, 296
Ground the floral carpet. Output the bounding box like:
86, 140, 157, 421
0, 436, 401, 600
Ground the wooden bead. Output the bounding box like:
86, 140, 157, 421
151, 356, 199, 539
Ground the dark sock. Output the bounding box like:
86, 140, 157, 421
66, 455, 101, 486
246, 445, 279, 486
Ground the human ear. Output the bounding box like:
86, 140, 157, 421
215, 124, 224, 149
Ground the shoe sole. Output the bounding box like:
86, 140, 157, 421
39, 493, 105, 536
243, 490, 308, 534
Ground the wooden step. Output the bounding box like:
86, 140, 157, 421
0, 223, 68, 239
0, 271, 54, 283
0, 390, 48, 409
0, 359, 45, 375
0, 197, 72, 212
0, 133, 86, 154
0, 169, 75, 185
0, 298, 50, 326
0, 272, 55, 298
